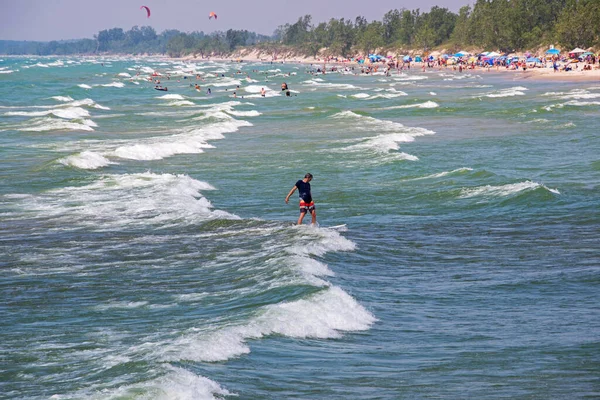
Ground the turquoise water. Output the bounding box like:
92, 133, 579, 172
1, 56, 599, 399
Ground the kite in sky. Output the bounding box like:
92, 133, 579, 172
140, 6, 151, 18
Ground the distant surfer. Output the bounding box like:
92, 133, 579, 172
285, 173, 316, 225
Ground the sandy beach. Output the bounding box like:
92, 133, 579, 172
176, 49, 600, 82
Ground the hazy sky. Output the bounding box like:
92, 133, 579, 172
1, 0, 470, 41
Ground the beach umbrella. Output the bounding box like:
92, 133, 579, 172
569, 48, 586, 54
580, 52, 594, 56
526, 57, 541, 63
546, 48, 560, 55
487, 51, 501, 57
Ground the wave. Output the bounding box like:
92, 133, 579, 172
330, 111, 434, 161
58, 151, 116, 170
332, 111, 434, 137
78, 84, 92, 89
158, 286, 375, 363
379, 101, 439, 110
64, 366, 233, 400
113, 119, 251, 161
51, 96, 74, 102
459, 181, 560, 198
96, 82, 125, 88
302, 80, 361, 90
11, 172, 239, 230
483, 86, 528, 98
563, 100, 600, 107
405, 167, 473, 181
20, 117, 96, 132
350, 92, 408, 100
157, 94, 186, 100
5, 106, 91, 119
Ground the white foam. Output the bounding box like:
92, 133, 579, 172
563, 100, 600, 107
406, 168, 473, 181
76, 366, 233, 400
16, 172, 239, 229
113, 119, 251, 161
159, 286, 375, 362
51, 96, 74, 102
118, 72, 132, 78
20, 117, 95, 132
94, 301, 148, 311
157, 94, 185, 100
98, 82, 125, 88
484, 86, 528, 98
302, 80, 361, 90
58, 151, 116, 170
166, 100, 196, 107
380, 101, 439, 110
78, 84, 92, 89
226, 109, 261, 117
460, 181, 560, 198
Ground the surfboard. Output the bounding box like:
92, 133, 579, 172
324, 224, 347, 229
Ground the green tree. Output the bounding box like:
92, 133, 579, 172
357, 21, 384, 55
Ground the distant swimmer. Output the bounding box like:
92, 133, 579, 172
285, 173, 316, 225
261, 88, 266, 97
194, 84, 201, 91
281, 82, 288, 91
154, 85, 168, 91
207, 88, 212, 95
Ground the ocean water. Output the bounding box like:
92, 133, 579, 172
1, 56, 599, 399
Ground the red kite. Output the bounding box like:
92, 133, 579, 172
140, 6, 151, 18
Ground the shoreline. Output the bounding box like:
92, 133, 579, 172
173, 53, 600, 82
5, 52, 600, 82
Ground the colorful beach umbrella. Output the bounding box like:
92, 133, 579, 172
546, 48, 560, 55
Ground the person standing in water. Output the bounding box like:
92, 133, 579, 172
285, 173, 316, 225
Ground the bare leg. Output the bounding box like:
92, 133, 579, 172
297, 211, 306, 225
310, 209, 317, 225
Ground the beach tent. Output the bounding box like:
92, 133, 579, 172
487, 51, 501, 57
569, 48, 586, 54
546, 48, 560, 55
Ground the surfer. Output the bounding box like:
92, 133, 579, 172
285, 173, 316, 225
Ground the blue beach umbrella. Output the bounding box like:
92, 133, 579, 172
546, 48, 560, 55
526, 57, 541, 63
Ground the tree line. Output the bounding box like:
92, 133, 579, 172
1, 0, 598, 57
277, 0, 600, 56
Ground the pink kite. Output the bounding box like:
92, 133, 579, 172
140, 6, 151, 18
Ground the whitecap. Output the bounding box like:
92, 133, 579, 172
58, 151, 116, 170
51, 96, 74, 102
459, 181, 560, 198
380, 101, 439, 110
158, 286, 375, 362
405, 168, 473, 181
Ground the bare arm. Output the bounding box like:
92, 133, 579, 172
285, 185, 297, 203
